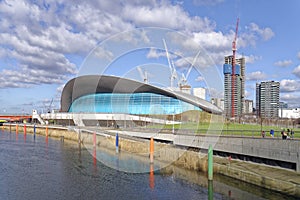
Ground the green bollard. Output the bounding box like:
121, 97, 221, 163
208, 144, 213, 181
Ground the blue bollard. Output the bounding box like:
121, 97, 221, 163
116, 133, 119, 153
33, 124, 36, 140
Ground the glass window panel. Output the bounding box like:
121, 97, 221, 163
69, 93, 201, 114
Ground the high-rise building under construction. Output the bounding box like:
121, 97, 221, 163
223, 56, 245, 118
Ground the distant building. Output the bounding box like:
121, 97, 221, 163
193, 87, 206, 99
279, 102, 288, 109
279, 108, 300, 119
244, 99, 253, 114
223, 56, 245, 118
279, 102, 288, 117
256, 81, 280, 118
211, 98, 224, 110
179, 84, 191, 94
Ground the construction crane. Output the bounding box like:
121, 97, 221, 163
179, 50, 201, 86
137, 66, 148, 83
163, 38, 177, 89
231, 18, 239, 118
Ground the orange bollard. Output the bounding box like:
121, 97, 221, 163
150, 137, 154, 163
24, 124, 26, 135
16, 124, 18, 134
46, 126, 48, 137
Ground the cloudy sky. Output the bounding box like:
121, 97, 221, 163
0, 0, 299, 113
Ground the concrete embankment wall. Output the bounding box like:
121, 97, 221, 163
174, 134, 300, 172
2, 124, 300, 197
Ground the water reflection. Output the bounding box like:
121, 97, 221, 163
93, 146, 97, 171
149, 164, 155, 190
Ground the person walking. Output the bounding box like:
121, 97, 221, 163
270, 129, 274, 138
291, 129, 294, 139
261, 131, 265, 138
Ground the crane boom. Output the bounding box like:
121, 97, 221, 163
162, 39, 172, 72
163, 38, 177, 88
231, 18, 239, 118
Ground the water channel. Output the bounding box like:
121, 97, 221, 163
0, 130, 296, 200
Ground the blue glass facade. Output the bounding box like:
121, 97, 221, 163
69, 93, 201, 115
223, 63, 240, 75
223, 64, 232, 74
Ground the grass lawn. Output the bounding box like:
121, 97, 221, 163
151, 122, 300, 138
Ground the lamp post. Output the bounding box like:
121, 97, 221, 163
172, 113, 175, 134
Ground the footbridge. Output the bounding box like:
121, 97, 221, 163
0, 114, 32, 122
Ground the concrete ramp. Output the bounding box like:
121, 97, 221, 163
32, 110, 46, 125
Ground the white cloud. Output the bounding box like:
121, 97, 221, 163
274, 60, 293, 67
122, 3, 216, 32
0, 0, 277, 90
292, 65, 300, 78
93, 47, 114, 60
280, 79, 300, 92
241, 54, 261, 64
208, 87, 223, 98
175, 55, 216, 70
247, 71, 267, 81
195, 76, 205, 82
244, 90, 251, 98
280, 93, 300, 107
146, 48, 166, 59
56, 84, 65, 94
240, 23, 274, 47
248, 23, 275, 41
193, 31, 232, 52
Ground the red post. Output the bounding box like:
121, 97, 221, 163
93, 132, 96, 147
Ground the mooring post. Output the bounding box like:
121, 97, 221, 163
24, 124, 26, 135
46, 126, 48, 137
33, 124, 36, 140
116, 133, 119, 153
208, 144, 213, 181
150, 137, 154, 163
16, 124, 18, 134
93, 132, 96, 148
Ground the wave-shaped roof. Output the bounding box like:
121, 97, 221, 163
61, 75, 223, 114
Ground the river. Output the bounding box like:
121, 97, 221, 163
0, 130, 295, 200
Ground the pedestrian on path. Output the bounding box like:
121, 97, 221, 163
270, 129, 274, 138
261, 131, 265, 138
